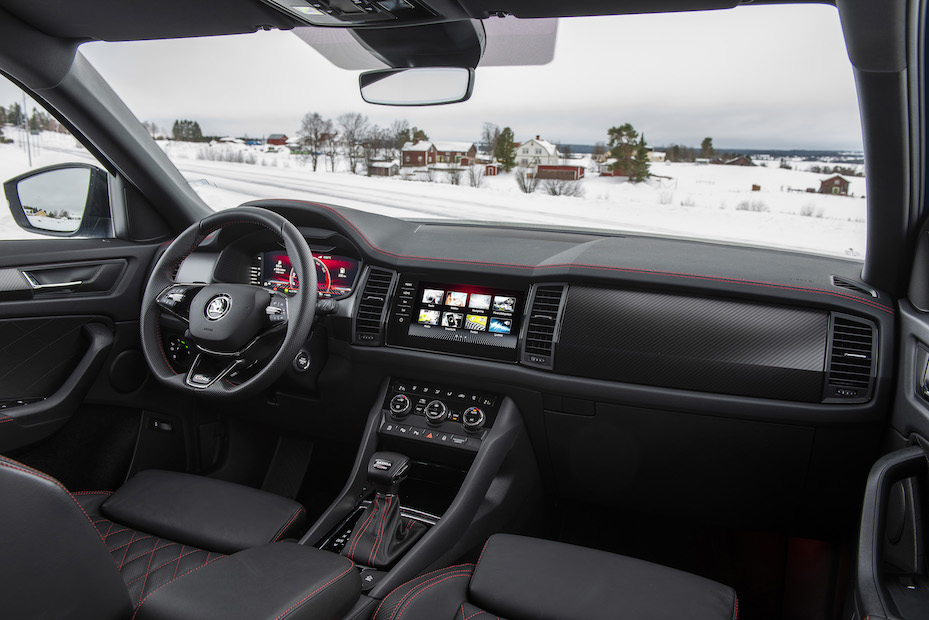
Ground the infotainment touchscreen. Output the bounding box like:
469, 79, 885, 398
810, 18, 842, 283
386, 275, 525, 362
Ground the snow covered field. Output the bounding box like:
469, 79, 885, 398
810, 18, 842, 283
0, 130, 866, 258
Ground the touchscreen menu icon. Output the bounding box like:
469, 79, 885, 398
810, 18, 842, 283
418, 309, 441, 325
465, 315, 488, 331
442, 312, 463, 328
469, 294, 491, 310
445, 291, 468, 307
493, 296, 516, 313
422, 289, 444, 305
489, 317, 512, 334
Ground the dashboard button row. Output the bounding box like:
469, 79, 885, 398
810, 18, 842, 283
393, 381, 495, 407
381, 419, 481, 451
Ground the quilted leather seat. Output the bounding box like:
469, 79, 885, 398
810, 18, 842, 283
373, 534, 739, 620
0, 456, 360, 620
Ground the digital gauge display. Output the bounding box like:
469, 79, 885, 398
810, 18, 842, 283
259, 252, 360, 299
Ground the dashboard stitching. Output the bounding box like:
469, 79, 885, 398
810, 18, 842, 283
296, 202, 894, 316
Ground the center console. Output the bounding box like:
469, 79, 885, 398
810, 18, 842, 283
302, 376, 541, 615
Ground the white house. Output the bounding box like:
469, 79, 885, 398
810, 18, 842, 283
516, 136, 561, 166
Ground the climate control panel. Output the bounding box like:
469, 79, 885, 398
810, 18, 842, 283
380, 378, 501, 452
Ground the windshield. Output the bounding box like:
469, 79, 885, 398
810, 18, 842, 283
78, 5, 863, 258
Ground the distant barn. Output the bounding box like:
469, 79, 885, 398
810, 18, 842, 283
267, 133, 288, 146
819, 175, 849, 196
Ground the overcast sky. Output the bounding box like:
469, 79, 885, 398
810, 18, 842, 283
5, 4, 863, 151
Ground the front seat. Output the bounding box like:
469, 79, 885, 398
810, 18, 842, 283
0, 455, 359, 620
373, 533, 739, 620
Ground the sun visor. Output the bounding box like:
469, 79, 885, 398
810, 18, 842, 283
292, 15, 557, 69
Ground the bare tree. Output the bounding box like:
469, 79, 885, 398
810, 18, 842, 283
468, 164, 484, 188
362, 125, 390, 175
323, 130, 339, 171
337, 112, 369, 174
389, 119, 410, 160
542, 178, 584, 197
514, 166, 540, 194
481, 122, 500, 156
142, 121, 160, 138
297, 112, 332, 171
447, 167, 463, 185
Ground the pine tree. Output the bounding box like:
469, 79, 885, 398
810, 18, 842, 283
607, 123, 638, 176
632, 134, 651, 182
494, 127, 517, 172
700, 137, 715, 159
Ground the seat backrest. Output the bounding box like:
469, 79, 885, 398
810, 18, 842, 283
0, 456, 133, 620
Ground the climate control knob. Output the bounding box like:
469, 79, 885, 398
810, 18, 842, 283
462, 407, 486, 432
388, 394, 411, 418
424, 400, 448, 424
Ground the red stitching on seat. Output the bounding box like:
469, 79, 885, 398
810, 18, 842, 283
71, 490, 113, 496
733, 596, 739, 620
0, 457, 106, 544
392, 570, 474, 620
136, 537, 161, 606
0, 415, 14, 423
120, 539, 179, 567
372, 564, 476, 620
476, 539, 490, 567
272, 507, 305, 542
274, 559, 356, 620
125, 547, 202, 586
113, 534, 155, 560
172, 545, 187, 580
131, 554, 226, 619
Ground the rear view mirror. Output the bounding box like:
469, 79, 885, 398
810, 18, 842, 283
4, 163, 111, 238
359, 67, 474, 106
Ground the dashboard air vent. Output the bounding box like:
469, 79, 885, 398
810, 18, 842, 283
824, 314, 876, 402
831, 275, 876, 297
353, 267, 395, 345
521, 284, 567, 370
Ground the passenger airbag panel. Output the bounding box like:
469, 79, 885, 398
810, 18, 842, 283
556, 287, 828, 402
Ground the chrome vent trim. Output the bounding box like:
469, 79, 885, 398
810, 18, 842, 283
520, 283, 567, 370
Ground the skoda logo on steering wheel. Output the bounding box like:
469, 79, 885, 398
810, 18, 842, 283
205, 294, 232, 321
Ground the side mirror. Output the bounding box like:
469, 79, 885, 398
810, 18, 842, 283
359, 67, 474, 106
4, 163, 112, 238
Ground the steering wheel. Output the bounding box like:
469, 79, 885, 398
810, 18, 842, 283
140, 207, 316, 399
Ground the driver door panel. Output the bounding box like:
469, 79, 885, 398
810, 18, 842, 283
0, 238, 162, 452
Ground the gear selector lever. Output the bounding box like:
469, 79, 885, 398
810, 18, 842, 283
342, 452, 426, 568
368, 452, 410, 496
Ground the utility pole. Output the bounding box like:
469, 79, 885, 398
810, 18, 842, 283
22, 93, 32, 167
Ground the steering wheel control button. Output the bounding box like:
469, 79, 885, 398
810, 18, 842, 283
424, 400, 447, 424
389, 394, 412, 418
462, 407, 486, 432
267, 296, 288, 324
293, 350, 311, 372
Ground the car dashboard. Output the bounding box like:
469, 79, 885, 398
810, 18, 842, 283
171, 199, 893, 538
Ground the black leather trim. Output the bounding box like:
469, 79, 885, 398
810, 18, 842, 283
101, 469, 306, 554
373, 565, 475, 620
134, 543, 360, 620
470, 534, 738, 620
0, 456, 133, 620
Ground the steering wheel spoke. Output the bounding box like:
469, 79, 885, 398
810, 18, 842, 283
185, 352, 245, 389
